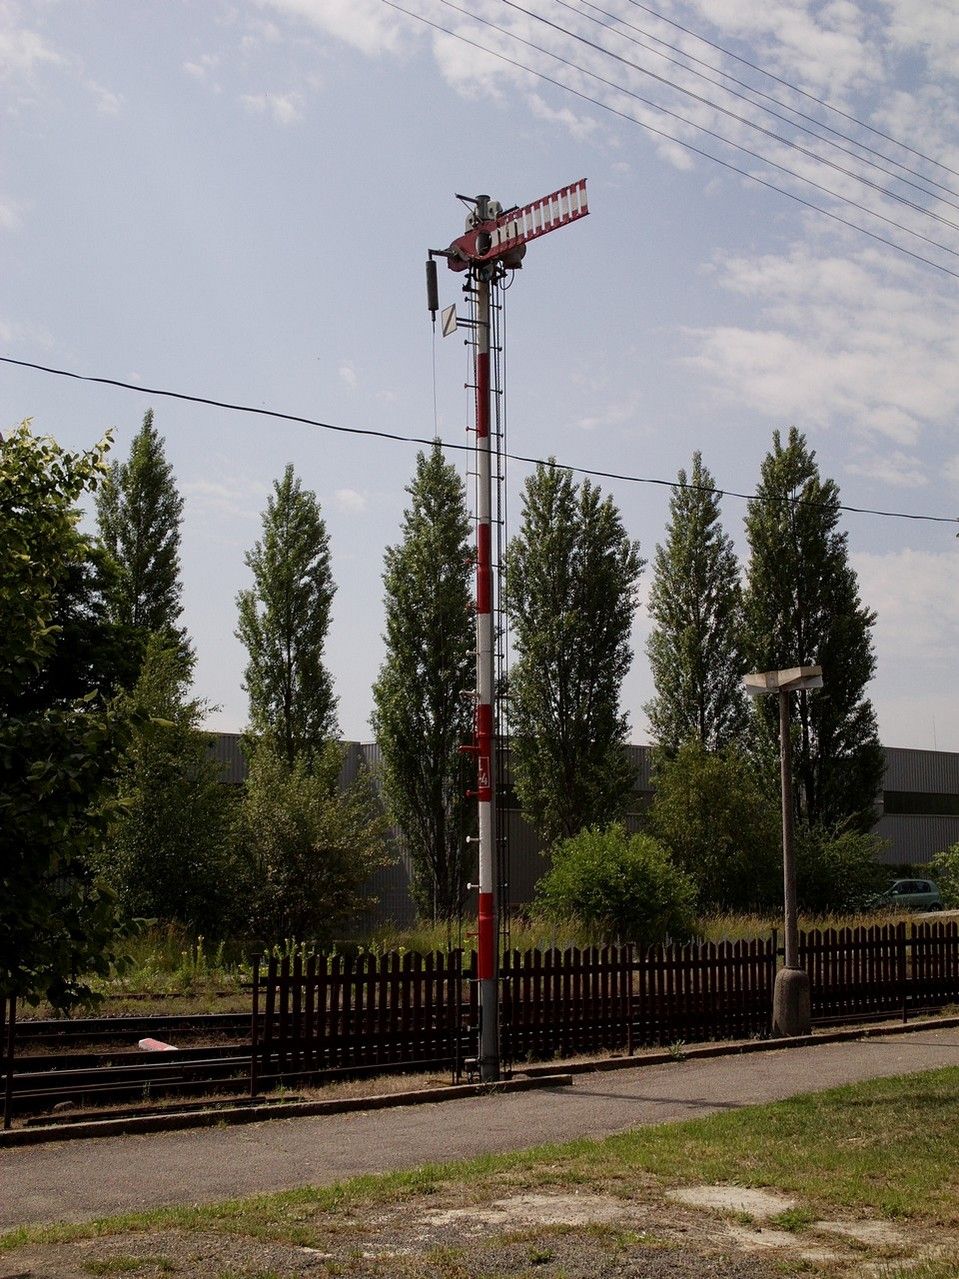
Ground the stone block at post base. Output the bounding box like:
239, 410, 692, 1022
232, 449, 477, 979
773, 967, 812, 1037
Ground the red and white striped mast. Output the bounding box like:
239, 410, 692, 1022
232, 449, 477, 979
427, 181, 589, 1083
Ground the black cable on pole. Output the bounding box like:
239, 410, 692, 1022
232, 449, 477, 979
493, 0, 959, 240
622, 0, 959, 181
422, 0, 959, 275
573, 0, 959, 212
3, 354, 956, 528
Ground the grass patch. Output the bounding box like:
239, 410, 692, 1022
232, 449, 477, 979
769, 1207, 817, 1233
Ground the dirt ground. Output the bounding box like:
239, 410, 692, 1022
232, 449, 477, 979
6, 1177, 950, 1278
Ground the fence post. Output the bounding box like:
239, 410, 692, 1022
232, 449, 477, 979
3, 994, 16, 1130
769, 929, 778, 1035
900, 921, 909, 1025
626, 944, 635, 1057
250, 954, 261, 1100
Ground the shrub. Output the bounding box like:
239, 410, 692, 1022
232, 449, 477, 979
648, 740, 781, 912
535, 823, 697, 947
930, 843, 959, 908
240, 739, 390, 943
795, 826, 887, 913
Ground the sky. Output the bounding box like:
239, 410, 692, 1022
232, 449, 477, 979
2, 0, 958, 750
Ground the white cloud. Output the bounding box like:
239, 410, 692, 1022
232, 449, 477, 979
241, 90, 303, 124
846, 450, 927, 489
257, 0, 408, 58
0, 195, 23, 231
882, 0, 959, 80
0, 8, 65, 82
338, 362, 358, 390
854, 549, 959, 682
946, 455, 959, 486
334, 487, 368, 514
182, 476, 270, 520
576, 397, 641, 432
685, 0, 881, 96
183, 53, 221, 81
84, 77, 121, 114
685, 246, 959, 448
527, 92, 596, 141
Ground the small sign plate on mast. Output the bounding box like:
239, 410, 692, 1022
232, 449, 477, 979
441, 304, 458, 337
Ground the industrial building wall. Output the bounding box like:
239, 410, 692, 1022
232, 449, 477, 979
876, 747, 959, 866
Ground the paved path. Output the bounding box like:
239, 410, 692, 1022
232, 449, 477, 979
4, 1026, 959, 1230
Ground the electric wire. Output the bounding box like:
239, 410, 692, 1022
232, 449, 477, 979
463, 0, 959, 257
388, 0, 959, 280
4, 353, 956, 528
574, 0, 959, 212
584, 0, 959, 203
622, 0, 959, 181
493, 0, 959, 239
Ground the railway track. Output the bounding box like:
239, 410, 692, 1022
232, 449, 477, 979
15, 1012, 253, 1050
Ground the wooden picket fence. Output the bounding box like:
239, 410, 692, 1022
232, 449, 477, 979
804, 920, 959, 1021
251, 922, 959, 1092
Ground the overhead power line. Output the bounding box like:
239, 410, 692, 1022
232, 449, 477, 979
494, 0, 959, 239
418, 0, 959, 276
576, 0, 959, 212
623, 0, 959, 181
3, 354, 956, 529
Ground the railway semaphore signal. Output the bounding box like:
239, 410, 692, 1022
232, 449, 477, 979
426, 181, 589, 1083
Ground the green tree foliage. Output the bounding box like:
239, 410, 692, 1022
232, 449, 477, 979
648, 740, 781, 912
236, 465, 336, 768
96, 409, 189, 662
645, 453, 747, 752
743, 428, 884, 831
536, 824, 696, 946
506, 463, 643, 848
931, 843, 959, 909
100, 636, 241, 937
371, 444, 474, 921
1, 422, 135, 1008
796, 826, 886, 913
240, 741, 388, 941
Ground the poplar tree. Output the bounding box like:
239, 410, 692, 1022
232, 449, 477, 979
96, 409, 189, 661
644, 452, 747, 752
743, 428, 884, 831
371, 444, 474, 920
236, 464, 337, 767
506, 462, 643, 848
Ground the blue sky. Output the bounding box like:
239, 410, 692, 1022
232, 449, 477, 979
3, 0, 958, 749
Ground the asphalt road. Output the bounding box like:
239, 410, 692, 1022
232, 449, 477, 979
4, 1026, 959, 1230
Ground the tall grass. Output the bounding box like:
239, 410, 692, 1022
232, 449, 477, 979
696, 908, 920, 944
40, 907, 929, 1014
87, 924, 253, 997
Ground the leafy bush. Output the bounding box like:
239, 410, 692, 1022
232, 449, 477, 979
535, 823, 696, 947
648, 740, 781, 912
796, 826, 887, 913
930, 843, 959, 908
240, 739, 391, 943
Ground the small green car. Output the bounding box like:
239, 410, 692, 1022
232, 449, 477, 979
877, 878, 943, 912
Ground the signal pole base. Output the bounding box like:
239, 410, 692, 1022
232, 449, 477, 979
773, 966, 811, 1038
478, 976, 500, 1082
